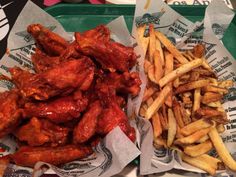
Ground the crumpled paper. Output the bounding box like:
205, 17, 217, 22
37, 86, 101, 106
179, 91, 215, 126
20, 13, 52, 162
131, 0, 236, 176
0, 1, 141, 176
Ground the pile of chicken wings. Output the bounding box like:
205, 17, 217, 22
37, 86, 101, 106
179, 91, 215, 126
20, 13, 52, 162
0, 24, 141, 167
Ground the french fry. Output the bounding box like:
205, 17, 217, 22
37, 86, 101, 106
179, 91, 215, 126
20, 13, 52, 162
146, 85, 171, 119
192, 88, 201, 114
194, 107, 224, 119
175, 80, 209, 94
164, 51, 174, 107
180, 119, 213, 136
182, 154, 219, 176
143, 87, 156, 102
175, 126, 212, 145
192, 44, 205, 58
173, 77, 180, 88
149, 24, 156, 62
146, 97, 154, 106
148, 65, 158, 84
216, 124, 225, 133
167, 109, 177, 147
196, 135, 209, 143
139, 104, 148, 117
202, 59, 214, 73
203, 85, 228, 94
154, 136, 167, 149
218, 80, 234, 88
201, 92, 223, 104
152, 113, 162, 138
180, 104, 192, 125
189, 71, 200, 81
160, 106, 169, 130
153, 50, 164, 82
159, 59, 203, 87
206, 101, 222, 108
184, 140, 213, 157
173, 100, 185, 128
155, 38, 164, 65
155, 31, 189, 64
144, 59, 152, 73
208, 127, 236, 171
182, 52, 194, 61
192, 68, 215, 77
137, 25, 149, 54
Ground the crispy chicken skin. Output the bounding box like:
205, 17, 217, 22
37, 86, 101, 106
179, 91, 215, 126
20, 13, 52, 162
10, 58, 95, 100
23, 91, 88, 123
75, 25, 137, 72
15, 117, 69, 147
73, 101, 102, 144
11, 145, 93, 167
0, 90, 22, 138
27, 24, 69, 56
82, 25, 110, 41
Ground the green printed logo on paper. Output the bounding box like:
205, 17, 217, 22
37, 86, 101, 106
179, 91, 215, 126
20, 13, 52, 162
135, 11, 165, 27
15, 25, 56, 43
223, 87, 236, 102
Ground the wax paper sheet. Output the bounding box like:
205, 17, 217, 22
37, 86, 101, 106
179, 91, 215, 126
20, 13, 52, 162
0, 1, 141, 176
132, 0, 236, 176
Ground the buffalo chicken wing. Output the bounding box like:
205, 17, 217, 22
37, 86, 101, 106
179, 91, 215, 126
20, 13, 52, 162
15, 117, 69, 147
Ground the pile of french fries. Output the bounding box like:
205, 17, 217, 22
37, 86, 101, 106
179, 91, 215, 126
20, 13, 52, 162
137, 24, 236, 175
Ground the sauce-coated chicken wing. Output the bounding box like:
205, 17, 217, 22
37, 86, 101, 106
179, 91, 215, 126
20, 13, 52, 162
15, 117, 69, 147
0, 90, 22, 138
27, 24, 69, 56
73, 101, 102, 144
23, 91, 88, 123
75, 26, 137, 72
10, 58, 95, 100
11, 145, 93, 167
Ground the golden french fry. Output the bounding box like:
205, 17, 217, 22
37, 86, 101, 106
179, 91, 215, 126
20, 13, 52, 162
189, 71, 200, 81
160, 106, 168, 130
218, 80, 234, 88
155, 31, 188, 64
146, 97, 154, 107
180, 119, 213, 136
139, 104, 148, 117
192, 44, 205, 58
202, 59, 214, 73
209, 78, 218, 86
216, 124, 225, 133
164, 51, 174, 107
152, 113, 162, 138
155, 38, 164, 65
182, 154, 219, 176
201, 92, 223, 104
137, 25, 149, 54
144, 59, 152, 73
184, 140, 213, 157
192, 88, 201, 114
192, 68, 215, 77
206, 101, 222, 108
167, 109, 177, 147
173, 100, 185, 128
180, 105, 192, 125
149, 24, 156, 62
173, 77, 180, 88
143, 87, 156, 102
175, 126, 212, 145
153, 50, 164, 82
154, 136, 167, 149
203, 85, 228, 94
175, 80, 209, 94
148, 65, 158, 84
196, 135, 209, 143
182, 52, 194, 61
159, 59, 203, 88
146, 85, 172, 119
194, 107, 225, 119
208, 127, 236, 171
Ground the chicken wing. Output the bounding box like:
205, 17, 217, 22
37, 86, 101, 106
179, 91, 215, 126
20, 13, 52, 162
23, 91, 88, 123
11, 145, 93, 167
75, 26, 137, 72
0, 90, 22, 138
96, 101, 136, 142
73, 101, 102, 144
96, 72, 141, 97
15, 117, 69, 147
10, 58, 95, 100
82, 25, 110, 41
27, 24, 69, 56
